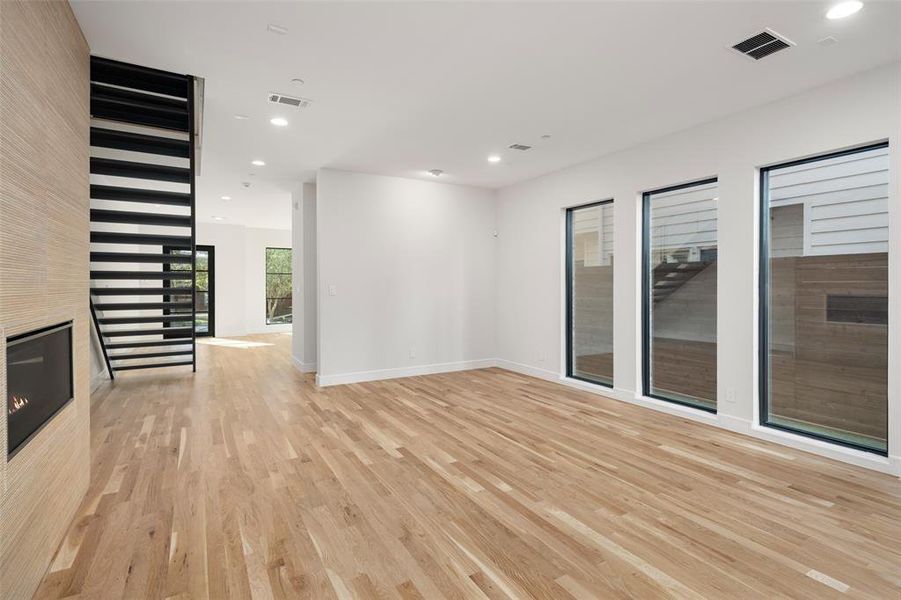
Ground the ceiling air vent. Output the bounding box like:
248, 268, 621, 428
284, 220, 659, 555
732, 29, 795, 60
267, 92, 312, 109
508, 144, 532, 151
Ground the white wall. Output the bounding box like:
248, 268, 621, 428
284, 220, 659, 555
197, 222, 292, 337
291, 182, 318, 372
316, 169, 497, 385
495, 63, 901, 475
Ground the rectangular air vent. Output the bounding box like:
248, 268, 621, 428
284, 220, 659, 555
267, 92, 311, 109
508, 144, 532, 151
732, 29, 795, 60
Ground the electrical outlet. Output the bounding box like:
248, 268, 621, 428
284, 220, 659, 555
538, 351, 547, 362
328, 285, 337, 296
409, 347, 416, 359
726, 388, 736, 404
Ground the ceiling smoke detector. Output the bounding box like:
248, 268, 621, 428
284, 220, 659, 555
428, 169, 444, 177
268, 92, 312, 109
508, 143, 532, 151
731, 29, 796, 60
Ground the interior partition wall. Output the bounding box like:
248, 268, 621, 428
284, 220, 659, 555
642, 178, 719, 411
566, 200, 615, 386
760, 142, 889, 454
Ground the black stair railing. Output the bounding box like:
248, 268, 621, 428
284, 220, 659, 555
89, 56, 198, 378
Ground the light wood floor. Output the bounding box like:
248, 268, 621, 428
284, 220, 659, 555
35, 334, 901, 599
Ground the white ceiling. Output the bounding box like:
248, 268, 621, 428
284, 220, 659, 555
72, 1, 901, 229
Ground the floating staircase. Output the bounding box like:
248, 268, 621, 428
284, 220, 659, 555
89, 56, 200, 378
651, 259, 714, 305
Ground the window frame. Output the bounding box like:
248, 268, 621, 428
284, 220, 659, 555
265, 246, 293, 325
641, 177, 719, 413
758, 141, 889, 456
162, 244, 215, 338
565, 198, 615, 388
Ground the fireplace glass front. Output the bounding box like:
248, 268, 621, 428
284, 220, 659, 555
6, 321, 73, 458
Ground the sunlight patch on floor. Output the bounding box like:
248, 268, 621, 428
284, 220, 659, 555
197, 337, 274, 349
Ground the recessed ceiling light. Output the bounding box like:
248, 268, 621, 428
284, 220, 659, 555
220, 195, 231, 200
427, 169, 444, 177
487, 155, 502, 163
826, 1, 863, 19
270, 117, 288, 127
212, 216, 226, 221
251, 160, 266, 166
234, 114, 249, 120
541, 134, 552, 139
267, 24, 288, 35
291, 78, 304, 85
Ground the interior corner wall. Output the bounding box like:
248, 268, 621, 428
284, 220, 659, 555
0, 2, 91, 598
494, 62, 901, 474
196, 222, 292, 337
291, 183, 318, 372
315, 169, 496, 385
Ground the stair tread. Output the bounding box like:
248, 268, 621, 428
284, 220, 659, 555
91, 287, 194, 296
91, 184, 191, 206
90, 126, 190, 158
102, 327, 193, 337
91, 231, 192, 247
92, 83, 188, 112
104, 339, 193, 349
91, 56, 189, 98
91, 157, 191, 183
109, 350, 194, 360
90, 208, 192, 227
99, 315, 191, 325
94, 301, 193, 311
113, 360, 194, 372
91, 270, 194, 280
91, 252, 193, 264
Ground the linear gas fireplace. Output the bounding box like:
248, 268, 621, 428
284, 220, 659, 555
6, 321, 74, 458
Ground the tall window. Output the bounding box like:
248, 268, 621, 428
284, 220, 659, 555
566, 200, 614, 386
643, 178, 718, 411
265, 247, 293, 325
164, 245, 214, 337
761, 143, 888, 454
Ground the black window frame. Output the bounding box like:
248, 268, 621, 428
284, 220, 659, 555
758, 141, 889, 456
163, 244, 215, 338
641, 177, 719, 413
265, 246, 293, 326
565, 198, 615, 388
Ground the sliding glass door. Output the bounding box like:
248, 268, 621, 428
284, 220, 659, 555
643, 179, 718, 411
761, 143, 888, 453
566, 200, 614, 386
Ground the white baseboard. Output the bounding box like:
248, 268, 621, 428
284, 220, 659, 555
305, 356, 900, 477
492, 358, 558, 382
554, 375, 897, 475
316, 358, 496, 387
291, 356, 318, 373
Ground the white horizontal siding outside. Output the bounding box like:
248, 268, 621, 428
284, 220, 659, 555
768, 145, 888, 256
649, 181, 718, 255
573, 202, 614, 266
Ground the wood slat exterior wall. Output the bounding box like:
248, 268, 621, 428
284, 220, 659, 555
768, 253, 888, 442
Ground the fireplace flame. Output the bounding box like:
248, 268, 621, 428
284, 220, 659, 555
8, 395, 29, 415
